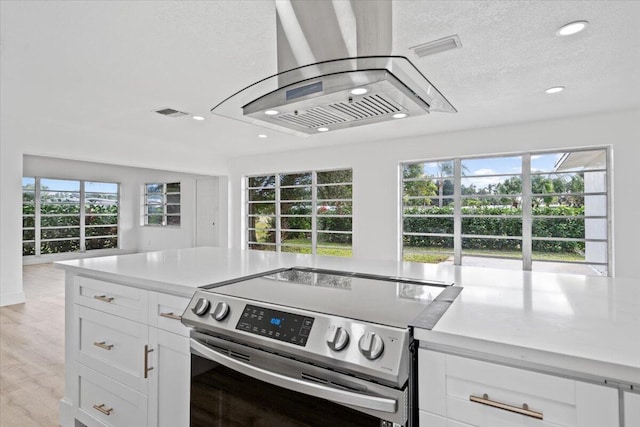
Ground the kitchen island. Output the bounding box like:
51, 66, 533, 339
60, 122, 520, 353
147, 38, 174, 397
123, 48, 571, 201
56, 247, 639, 427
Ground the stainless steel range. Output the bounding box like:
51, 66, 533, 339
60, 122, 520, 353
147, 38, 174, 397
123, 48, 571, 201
182, 267, 459, 427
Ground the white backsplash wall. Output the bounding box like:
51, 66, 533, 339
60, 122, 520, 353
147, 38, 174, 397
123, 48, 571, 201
228, 109, 640, 280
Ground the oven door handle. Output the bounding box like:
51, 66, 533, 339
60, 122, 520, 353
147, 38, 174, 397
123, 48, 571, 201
191, 339, 397, 414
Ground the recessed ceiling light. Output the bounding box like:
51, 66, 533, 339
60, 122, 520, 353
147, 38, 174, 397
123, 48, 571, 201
264, 110, 279, 115
257, 134, 268, 138
192, 115, 205, 121
393, 113, 408, 119
545, 86, 565, 94
556, 21, 589, 36
317, 127, 329, 132
350, 88, 368, 95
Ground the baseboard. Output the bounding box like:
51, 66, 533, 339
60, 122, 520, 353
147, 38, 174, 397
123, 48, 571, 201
0, 291, 26, 307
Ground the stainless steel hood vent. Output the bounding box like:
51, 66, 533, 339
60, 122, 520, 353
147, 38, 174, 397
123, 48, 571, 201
211, 1, 456, 137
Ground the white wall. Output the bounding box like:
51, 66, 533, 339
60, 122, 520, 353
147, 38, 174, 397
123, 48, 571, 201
228, 109, 640, 280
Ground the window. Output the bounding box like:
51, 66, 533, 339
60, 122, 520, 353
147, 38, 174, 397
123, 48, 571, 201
246, 169, 352, 257
402, 148, 610, 276
22, 178, 119, 256
144, 182, 181, 226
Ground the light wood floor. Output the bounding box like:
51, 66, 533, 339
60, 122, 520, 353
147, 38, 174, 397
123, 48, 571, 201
1, 264, 65, 427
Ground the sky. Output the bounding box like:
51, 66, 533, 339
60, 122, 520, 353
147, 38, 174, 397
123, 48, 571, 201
22, 178, 118, 193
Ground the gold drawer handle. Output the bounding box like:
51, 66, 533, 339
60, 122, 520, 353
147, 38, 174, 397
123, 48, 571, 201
93, 295, 114, 303
92, 403, 113, 416
159, 312, 182, 321
470, 393, 543, 420
93, 341, 114, 351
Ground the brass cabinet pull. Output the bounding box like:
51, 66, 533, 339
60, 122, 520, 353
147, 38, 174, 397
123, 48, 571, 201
144, 345, 154, 379
93, 295, 114, 303
93, 341, 114, 351
92, 403, 113, 416
470, 393, 543, 420
159, 312, 182, 321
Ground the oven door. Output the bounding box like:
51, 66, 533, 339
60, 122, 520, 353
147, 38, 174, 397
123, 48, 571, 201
190, 333, 408, 427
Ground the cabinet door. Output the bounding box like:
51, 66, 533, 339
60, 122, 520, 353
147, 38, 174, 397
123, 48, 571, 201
147, 327, 190, 427
626, 392, 640, 427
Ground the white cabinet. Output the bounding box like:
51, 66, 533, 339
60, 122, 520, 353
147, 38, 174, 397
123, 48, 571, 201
63, 274, 191, 427
147, 327, 190, 427
419, 349, 619, 427
625, 392, 640, 427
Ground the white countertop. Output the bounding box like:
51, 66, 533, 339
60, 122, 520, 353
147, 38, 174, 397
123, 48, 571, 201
56, 247, 640, 386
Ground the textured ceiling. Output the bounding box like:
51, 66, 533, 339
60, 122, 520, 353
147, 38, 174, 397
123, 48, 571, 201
1, 1, 639, 166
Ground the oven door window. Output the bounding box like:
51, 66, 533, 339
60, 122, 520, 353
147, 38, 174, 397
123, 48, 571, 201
191, 354, 381, 427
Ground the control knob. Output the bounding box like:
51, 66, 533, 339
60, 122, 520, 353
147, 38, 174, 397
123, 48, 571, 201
326, 325, 350, 351
211, 301, 230, 321
358, 331, 384, 360
192, 297, 210, 316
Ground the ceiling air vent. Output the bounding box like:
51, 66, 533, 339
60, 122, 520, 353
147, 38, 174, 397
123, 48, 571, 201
154, 108, 188, 118
411, 35, 462, 58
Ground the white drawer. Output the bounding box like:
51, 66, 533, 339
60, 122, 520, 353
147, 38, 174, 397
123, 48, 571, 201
77, 364, 147, 427
148, 292, 191, 337
420, 410, 473, 427
77, 305, 149, 394
75, 276, 148, 323
419, 350, 618, 427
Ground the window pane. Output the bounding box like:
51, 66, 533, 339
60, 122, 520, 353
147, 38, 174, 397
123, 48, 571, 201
248, 188, 275, 201
23, 229, 35, 241
317, 201, 352, 215
166, 216, 181, 226
86, 237, 118, 251
248, 202, 276, 215
462, 217, 522, 237
404, 197, 454, 210
534, 149, 606, 172
41, 239, 80, 254
402, 235, 453, 264
41, 228, 80, 239
281, 186, 311, 200
146, 183, 163, 193
413, 160, 455, 179
249, 243, 276, 251
461, 196, 522, 210
532, 218, 584, 239
462, 156, 522, 175
318, 184, 352, 200
85, 181, 118, 194
166, 182, 180, 192
403, 217, 453, 234
167, 205, 180, 214
86, 226, 118, 237
147, 215, 163, 225
317, 169, 352, 184
41, 216, 80, 227
462, 175, 522, 195
280, 172, 312, 186
532, 240, 585, 261
280, 216, 311, 231
281, 231, 312, 246
248, 175, 276, 188
281, 202, 312, 215
462, 238, 522, 258
23, 216, 35, 228
147, 205, 164, 215
23, 242, 35, 256
167, 194, 180, 204
40, 179, 80, 192
318, 217, 352, 232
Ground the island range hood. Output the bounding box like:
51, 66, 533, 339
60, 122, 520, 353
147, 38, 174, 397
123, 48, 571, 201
211, 0, 456, 137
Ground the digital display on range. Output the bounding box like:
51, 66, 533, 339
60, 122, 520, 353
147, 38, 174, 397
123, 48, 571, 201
236, 304, 314, 347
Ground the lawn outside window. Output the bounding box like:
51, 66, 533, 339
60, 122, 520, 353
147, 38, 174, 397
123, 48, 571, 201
246, 169, 352, 257
401, 147, 611, 276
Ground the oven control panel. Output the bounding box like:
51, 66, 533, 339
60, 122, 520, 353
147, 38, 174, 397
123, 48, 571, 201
236, 304, 314, 347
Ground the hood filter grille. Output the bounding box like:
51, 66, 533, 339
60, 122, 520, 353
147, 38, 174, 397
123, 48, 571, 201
277, 94, 404, 130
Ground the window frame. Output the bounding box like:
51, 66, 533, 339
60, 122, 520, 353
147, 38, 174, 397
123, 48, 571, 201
144, 182, 181, 227
245, 169, 353, 256
22, 177, 120, 256
401, 147, 612, 275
